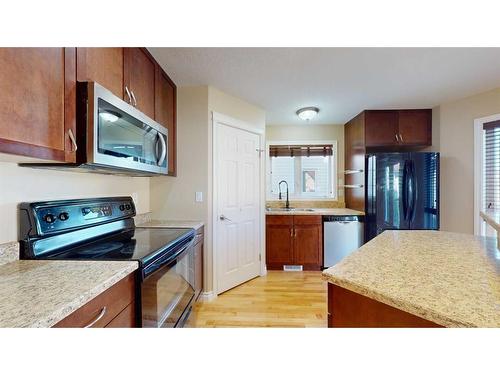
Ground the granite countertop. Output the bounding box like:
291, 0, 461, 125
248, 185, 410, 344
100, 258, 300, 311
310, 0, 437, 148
0, 260, 138, 328
137, 219, 204, 230
266, 208, 364, 216
322, 230, 500, 328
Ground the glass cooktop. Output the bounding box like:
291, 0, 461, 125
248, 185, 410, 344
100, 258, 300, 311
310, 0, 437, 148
42, 227, 194, 266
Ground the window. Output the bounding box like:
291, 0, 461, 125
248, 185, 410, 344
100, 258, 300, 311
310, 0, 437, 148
267, 143, 336, 199
483, 121, 500, 210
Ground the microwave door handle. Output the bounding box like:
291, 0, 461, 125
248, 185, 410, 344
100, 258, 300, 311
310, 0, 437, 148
157, 133, 167, 166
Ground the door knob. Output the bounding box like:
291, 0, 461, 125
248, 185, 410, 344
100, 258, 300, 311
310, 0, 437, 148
219, 215, 233, 222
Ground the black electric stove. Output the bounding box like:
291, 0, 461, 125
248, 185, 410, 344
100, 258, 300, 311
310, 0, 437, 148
19, 196, 198, 328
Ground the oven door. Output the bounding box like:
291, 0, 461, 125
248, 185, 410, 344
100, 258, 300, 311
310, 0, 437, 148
141, 240, 196, 328
86, 82, 168, 175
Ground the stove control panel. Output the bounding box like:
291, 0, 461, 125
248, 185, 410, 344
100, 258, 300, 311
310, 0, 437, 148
20, 197, 136, 237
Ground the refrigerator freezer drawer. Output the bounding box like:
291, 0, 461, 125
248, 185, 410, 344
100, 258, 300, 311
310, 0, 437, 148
323, 221, 364, 268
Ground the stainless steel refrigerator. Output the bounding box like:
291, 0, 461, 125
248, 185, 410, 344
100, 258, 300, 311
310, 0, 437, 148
365, 152, 440, 241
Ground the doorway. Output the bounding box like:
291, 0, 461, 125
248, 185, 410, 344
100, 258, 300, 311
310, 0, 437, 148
212, 112, 265, 294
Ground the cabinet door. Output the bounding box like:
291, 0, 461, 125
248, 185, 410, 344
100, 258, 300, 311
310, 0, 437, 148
266, 216, 294, 269
0, 48, 76, 162
124, 48, 155, 119
155, 66, 177, 175
364, 110, 399, 147
76, 48, 123, 99
293, 216, 322, 270
398, 109, 432, 146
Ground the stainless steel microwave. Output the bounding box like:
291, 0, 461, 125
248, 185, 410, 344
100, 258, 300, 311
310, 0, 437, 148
21, 81, 168, 176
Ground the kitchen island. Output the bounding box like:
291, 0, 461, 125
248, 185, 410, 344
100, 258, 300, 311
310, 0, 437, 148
322, 230, 500, 327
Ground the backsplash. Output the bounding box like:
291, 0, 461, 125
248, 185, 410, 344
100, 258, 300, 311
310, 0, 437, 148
0, 161, 150, 244
266, 200, 345, 209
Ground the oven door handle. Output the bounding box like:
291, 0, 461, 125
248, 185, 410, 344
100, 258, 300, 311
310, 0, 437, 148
142, 236, 195, 279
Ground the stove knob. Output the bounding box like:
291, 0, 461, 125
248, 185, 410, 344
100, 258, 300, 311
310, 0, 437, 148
125, 204, 131, 210
59, 212, 69, 221
43, 214, 56, 224
119, 204, 125, 211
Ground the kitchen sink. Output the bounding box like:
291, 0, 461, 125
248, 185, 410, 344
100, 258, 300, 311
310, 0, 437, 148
266, 207, 316, 212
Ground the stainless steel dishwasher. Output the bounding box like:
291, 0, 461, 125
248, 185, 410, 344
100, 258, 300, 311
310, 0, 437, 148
323, 215, 364, 268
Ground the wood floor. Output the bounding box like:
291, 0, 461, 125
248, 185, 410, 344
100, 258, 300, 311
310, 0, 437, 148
186, 271, 327, 328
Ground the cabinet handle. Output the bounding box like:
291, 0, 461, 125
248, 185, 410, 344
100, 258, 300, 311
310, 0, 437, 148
68, 129, 77, 152
125, 86, 132, 104
395, 133, 399, 142
399, 133, 404, 143
290, 228, 293, 237
84, 306, 107, 328
130, 90, 137, 107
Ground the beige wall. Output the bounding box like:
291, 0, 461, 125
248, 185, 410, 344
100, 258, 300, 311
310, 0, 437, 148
266, 124, 345, 202
0, 162, 150, 243
150, 86, 266, 294
431, 87, 500, 234
150, 86, 210, 222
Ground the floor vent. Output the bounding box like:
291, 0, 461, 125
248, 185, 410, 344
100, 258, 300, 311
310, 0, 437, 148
283, 265, 303, 272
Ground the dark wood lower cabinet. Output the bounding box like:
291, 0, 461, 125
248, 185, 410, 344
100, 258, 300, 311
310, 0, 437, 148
327, 284, 442, 328
53, 273, 137, 328
266, 215, 322, 270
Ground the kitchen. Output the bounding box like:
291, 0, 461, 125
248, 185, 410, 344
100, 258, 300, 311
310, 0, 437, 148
1, 46, 498, 329
1, 5, 499, 372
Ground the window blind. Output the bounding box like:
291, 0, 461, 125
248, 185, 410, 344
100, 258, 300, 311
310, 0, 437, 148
483, 120, 500, 209
269, 145, 333, 157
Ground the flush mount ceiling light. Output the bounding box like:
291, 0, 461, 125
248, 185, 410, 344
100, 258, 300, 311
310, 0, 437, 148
296, 107, 319, 121
99, 110, 121, 123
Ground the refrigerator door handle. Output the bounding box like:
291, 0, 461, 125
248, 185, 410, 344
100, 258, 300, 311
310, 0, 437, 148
408, 160, 417, 221
402, 160, 409, 221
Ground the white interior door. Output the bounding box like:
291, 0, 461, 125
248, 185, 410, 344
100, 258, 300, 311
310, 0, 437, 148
216, 121, 261, 294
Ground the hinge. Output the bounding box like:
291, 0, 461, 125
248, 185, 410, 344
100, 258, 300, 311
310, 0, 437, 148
259, 253, 261, 261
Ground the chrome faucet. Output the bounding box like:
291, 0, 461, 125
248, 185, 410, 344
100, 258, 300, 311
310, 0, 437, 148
278, 180, 290, 209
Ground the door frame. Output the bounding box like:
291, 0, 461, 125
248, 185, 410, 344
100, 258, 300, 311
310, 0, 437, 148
211, 111, 265, 295
473, 113, 500, 235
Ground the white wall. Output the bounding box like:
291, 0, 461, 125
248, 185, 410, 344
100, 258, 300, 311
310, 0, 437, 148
431, 87, 500, 234
266, 124, 345, 201
0, 161, 150, 243
150, 85, 266, 294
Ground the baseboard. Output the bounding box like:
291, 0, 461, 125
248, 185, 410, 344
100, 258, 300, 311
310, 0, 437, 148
198, 291, 217, 302
260, 264, 267, 276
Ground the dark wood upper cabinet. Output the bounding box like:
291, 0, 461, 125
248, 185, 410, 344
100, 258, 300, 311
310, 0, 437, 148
364, 111, 399, 147
364, 109, 432, 148
155, 65, 177, 176
344, 109, 432, 211
124, 48, 156, 119
76, 48, 123, 99
0, 47, 178, 172
397, 109, 432, 146
0, 48, 76, 162
266, 215, 322, 270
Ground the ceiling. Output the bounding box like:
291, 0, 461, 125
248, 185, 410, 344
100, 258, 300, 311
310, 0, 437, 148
148, 48, 500, 125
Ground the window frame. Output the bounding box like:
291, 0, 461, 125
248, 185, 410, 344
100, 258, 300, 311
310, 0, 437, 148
266, 140, 338, 201
474, 113, 500, 236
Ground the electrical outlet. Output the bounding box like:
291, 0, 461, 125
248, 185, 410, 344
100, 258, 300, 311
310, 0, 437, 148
195, 192, 203, 202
